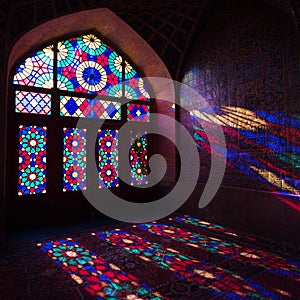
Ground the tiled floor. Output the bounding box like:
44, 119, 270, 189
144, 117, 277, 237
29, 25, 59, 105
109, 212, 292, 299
0, 215, 299, 299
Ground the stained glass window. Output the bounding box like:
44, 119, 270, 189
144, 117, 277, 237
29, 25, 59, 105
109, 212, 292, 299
60, 96, 121, 119
57, 34, 123, 95
18, 126, 47, 195
127, 103, 150, 122
124, 61, 150, 101
13, 32, 153, 196
130, 132, 149, 185
13, 46, 54, 88
98, 130, 119, 188
63, 128, 87, 192
15, 90, 51, 115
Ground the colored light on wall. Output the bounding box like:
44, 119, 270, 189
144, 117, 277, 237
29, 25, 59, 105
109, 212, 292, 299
190, 106, 267, 131
250, 166, 300, 196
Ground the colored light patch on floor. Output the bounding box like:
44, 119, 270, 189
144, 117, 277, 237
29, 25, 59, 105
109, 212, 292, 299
171, 215, 257, 242
95, 229, 284, 299
38, 238, 162, 299
138, 222, 300, 277
171, 216, 300, 280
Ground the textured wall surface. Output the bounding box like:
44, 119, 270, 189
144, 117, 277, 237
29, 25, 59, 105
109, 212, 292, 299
181, 1, 300, 196
178, 0, 300, 242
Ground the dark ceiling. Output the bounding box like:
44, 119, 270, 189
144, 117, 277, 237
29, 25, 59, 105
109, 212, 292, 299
0, 0, 299, 79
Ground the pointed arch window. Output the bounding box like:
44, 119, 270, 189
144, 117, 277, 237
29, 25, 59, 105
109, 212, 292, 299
12, 33, 152, 196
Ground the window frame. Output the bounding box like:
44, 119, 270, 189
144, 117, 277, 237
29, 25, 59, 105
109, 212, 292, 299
8, 30, 156, 203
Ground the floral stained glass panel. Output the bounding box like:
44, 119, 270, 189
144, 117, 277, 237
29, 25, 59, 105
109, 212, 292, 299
60, 96, 121, 120
57, 34, 123, 96
98, 130, 118, 188
13, 46, 54, 88
15, 90, 51, 115
130, 132, 149, 185
63, 128, 87, 192
18, 126, 47, 195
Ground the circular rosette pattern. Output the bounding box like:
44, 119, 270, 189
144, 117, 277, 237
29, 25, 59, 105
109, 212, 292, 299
100, 135, 116, 153
19, 166, 45, 194
66, 133, 85, 154
77, 34, 107, 56
100, 164, 118, 186
65, 165, 85, 185
108, 51, 122, 78
76, 61, 107, 92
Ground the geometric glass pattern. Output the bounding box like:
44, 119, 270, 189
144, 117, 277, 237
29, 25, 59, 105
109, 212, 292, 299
13, 46, 54, 88
15, 90, 51, 115
18, 126, 47, 195
124, 61, 150, 101
130, 132, 148, 185
98, 130, 118, 188
127, 103, 150, 122
57, 34, 122, 95
39, 238, 161, 299
63, 128, 87, 192
60, 96, 121, 120
13, 33, 152, 195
